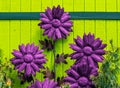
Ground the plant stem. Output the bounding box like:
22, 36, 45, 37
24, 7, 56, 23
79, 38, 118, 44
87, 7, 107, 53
53, 41, 56, 81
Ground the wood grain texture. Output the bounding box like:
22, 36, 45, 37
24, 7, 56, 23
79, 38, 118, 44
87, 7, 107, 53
0, 0, 120, 86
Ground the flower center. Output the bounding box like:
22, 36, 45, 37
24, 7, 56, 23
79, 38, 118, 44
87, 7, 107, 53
83, 46, 93, 55
24, 54, 33, 63
51, 19, 61, 28
78, 77, 88, 87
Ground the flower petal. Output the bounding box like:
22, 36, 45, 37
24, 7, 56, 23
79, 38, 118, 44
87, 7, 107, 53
36, 50, 44, 54
62, 22, 72, 27
34, 54, 45, 59
40, 18, 50, 23
48, 28, 55, 38
31, 62, 40, 72
43, 29, 50, 35
33, 46, 39, 55
87, 56, 95, 68
70, 83, 78, 88
94, 50, 105, 55
26, 43, 31, 53
46, 7, 53, 20
76, 36, 84, 47
30, 43, 35, 53
70, 44, 81, 51
99, 44, 107, 49
40, 13, 48, 18
92, 38, 101, 49
43, 78, 49, 88
67, 69, 79, 79
25, 64, 32, 76
91, 54, 103, 62
64, 76, 76, 83
42, 24, 52, 29
18, 62, 26, 72
71, 52, 84, 59
83, 33, 89, 45
19, 44, 26, 53
55, 28, 62, 39
12, 50, 23, 58
59, 26, 69, 35
48, 80, 57, 88
12, 59, 24, 65
61, 15, 70, 22
34, 59, 46, 64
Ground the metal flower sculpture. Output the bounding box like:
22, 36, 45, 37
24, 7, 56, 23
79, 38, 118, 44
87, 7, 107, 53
11, 43, 46, 77
64, 61, 97, 88
38, 5, 73, 40
28, 78, 58, 88
70, 33, 107, 69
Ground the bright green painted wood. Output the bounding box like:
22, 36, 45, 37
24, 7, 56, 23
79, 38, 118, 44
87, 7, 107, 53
85, 0, 95, 34
118, 0, 120, 51
95, 0, 106, 43
0, 0, 10, 60
74, 0, 85, 37
0, 0, 120, 87
20, 0, 31, 44
62, 0, 74, 76
106, 0, 117, 49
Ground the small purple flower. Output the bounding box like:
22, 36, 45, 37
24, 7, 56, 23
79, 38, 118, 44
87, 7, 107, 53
70, 33, 107, 69
64, 62, 96, 88
28, 78, 59, 88
11, 43, 46, 77
38, 5, 73, 40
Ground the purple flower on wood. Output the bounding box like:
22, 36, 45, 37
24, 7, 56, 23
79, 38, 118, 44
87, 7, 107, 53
70, 33, 107, 69
11, 43, 46, 77
64, 62, 96, 88
28, 78, 59, 88
38, 5, 73, 40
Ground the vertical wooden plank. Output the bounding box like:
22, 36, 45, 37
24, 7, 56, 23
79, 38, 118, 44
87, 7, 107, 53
85, 0, 95, 34
62, 0, 74, 76
106, 0, 117, 49
10, 0, 21, 57
95, 1, 106, 43
0, 0, 10, 60
117, 0, 120, 48
52, 0, 63, 78
31, 0, 41, 44
31, 0, 42, 81
52, 0, 62, 6
41, 0, 52, 81
10, 0, 21, 87
117, 0, 120, 83
73, 0, 85, 38
21, 0, 30, 44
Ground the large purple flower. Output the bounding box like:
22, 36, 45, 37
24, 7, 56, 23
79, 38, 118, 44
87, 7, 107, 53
28, 78, 59, 88
64, 61, 96, 88
70, 33, 107, 69
38, 5, 73, 40
11, 43, 46, 77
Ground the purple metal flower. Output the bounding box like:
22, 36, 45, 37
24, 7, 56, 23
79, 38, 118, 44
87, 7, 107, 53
64, 61, 96, 88
28, 78, 59, 88
11, 43, 46, 77
38, 5, 73, 40
70, 33, 107, 69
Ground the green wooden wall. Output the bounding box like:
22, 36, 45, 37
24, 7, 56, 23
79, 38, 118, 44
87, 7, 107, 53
0, 0, 120, 87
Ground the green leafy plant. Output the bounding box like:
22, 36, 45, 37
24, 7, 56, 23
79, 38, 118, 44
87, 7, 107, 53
0, 49, 13, 88
92, 40, 120, 88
